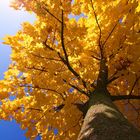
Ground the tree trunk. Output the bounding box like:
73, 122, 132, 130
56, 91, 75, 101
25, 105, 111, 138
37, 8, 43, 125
77, 90, 140, 140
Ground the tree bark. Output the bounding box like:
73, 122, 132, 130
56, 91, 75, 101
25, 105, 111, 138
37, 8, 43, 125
77, 90, 140, 140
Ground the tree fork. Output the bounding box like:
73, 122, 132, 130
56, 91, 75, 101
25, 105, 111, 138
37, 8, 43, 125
77, 56, 140, 139
77, 90, 140, 140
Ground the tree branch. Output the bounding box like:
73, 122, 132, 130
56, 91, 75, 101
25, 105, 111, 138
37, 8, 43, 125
59, 10, 87, 89
27, 103, 65, 128
43, 38, 54, 51
108, 70, 123, 84
20, 84, 65, 101
31, 53, 62, 62
111, 95, 140, 101
43, 7, 62, 23
25, 66, 48, 73
129, 75, 140, 95
91, 55, 101, 61
63, 79, 89, 97
90, 0, 103, 58
108, 75, 120, 84
35, 0, 62, 23
108, 34, 126, 60
90, 0, 102, 46
61, 10, 69, 63
17, 107, 43, 112
102, 21, 118, 46
43, 34, 87, 89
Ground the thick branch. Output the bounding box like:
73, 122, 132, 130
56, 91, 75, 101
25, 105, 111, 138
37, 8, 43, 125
111, 95, 140, 101
43, 36, 87, 89
61, 10, 69, 63
59, 10, 87, 89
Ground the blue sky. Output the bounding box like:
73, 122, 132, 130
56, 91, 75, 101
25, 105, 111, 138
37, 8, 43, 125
0, 1, 36, 139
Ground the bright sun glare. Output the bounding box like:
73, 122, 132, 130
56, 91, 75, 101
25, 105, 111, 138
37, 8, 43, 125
0, 0, 17, 13
0, 0, 11, 4
0, 0, 12, 8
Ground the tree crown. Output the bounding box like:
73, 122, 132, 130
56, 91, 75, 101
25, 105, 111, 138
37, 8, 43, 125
0, 0, 140, 139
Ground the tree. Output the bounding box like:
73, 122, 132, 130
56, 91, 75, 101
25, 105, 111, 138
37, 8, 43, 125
0, 0, 140, 139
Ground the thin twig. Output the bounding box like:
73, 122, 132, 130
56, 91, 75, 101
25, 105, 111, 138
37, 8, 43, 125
31, 53, 61, 62
63, 79, 89, 97
25, 66, 48, 73
20, 84, 65, 101
102, 21, 118, 46
129, 75, 140, 95
91, 55, 101, 61
90, 0, 102, 48
35, 0, 62, 23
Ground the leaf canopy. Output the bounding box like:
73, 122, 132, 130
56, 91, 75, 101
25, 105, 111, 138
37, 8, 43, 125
0, 0, 140, 139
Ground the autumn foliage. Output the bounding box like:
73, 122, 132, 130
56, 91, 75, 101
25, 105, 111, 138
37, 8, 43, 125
0, 0, 140, 139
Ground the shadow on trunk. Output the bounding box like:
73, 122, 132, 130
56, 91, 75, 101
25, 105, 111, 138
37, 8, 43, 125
77, 93, 140, 140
